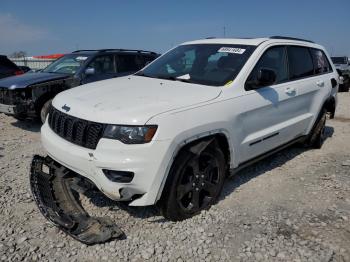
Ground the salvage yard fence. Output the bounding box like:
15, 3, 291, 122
10, 58, 55, 70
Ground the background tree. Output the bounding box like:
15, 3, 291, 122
10, 51, 27, 58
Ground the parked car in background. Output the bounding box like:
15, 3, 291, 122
0, 55, 24, 79
331, 56, 350, 92
30, 36, 338, 244
0, 49, 159, 122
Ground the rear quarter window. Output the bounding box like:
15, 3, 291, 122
117, 54, 143, 73
287, 46, 314, 80
310, 49, 332, 74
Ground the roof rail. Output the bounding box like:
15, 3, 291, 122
99, 49, 157, 55
72, 50, 99, 53
270, 36, 314, 43
73, 49, 157, 55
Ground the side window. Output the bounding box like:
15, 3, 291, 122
310, 49, 332, 74
287, 46, 314, 80
87, 55, 115, 74
116, 54, 142, 73
246, 46, 288, 88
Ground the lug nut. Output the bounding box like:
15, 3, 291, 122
195, 188, 199, 191
201, 183, 205, 186
201, 175, 204, 178
192, 183, 196, 187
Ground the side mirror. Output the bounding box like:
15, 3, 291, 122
256, 68, 277, 87
85, 67, 95, 76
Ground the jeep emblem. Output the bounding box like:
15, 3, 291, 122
62, 104, 71, 112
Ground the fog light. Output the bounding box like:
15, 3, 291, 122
103, 170, 134, 183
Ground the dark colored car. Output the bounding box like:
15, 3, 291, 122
331, 56, 350, 92
0, 55, 24, 79
0, 49, 159, 122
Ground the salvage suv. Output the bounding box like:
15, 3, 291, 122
31, 37, 338, 244
0, 49, 158, 122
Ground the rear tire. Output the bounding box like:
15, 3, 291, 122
160, 143, 226, 221
40, 99, 52, 124
306, 109, 327, 149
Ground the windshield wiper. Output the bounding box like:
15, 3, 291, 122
156, 75, 193, 83
135, 72, 193, 83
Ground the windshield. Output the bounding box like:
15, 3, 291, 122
136, 44, 255, 86
43, 54, 90, 74
331, 57, 347, 64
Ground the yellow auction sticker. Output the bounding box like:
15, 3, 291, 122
225, 80, 233, 87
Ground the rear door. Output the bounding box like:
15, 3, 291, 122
115, 54, 144, 76
286, 46, 331, 134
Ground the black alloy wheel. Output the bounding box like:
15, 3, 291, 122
161, 144, 226, 221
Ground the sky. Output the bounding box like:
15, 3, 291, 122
0, 0, 349, 56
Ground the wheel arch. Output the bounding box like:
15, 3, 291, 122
155, 131, 233, 204
324, 95, 336, 119
33, 91, 56, 116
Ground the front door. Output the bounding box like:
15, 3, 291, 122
237, 45, 305, 163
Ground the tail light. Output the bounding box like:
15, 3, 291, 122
14, 70, 24, 76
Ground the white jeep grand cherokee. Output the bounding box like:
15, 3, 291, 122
37, 37, 338, 223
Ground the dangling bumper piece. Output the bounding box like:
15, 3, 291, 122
30, 155, 125, 245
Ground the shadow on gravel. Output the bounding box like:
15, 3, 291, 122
79, 126, 334, 221
219, 125, 334, 201
0, 146, 3, 158
11, 119, 41, 132
83, 190, 161, 220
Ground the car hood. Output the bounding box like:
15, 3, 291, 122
0, 72, 70, 89
52, 76, 222, 125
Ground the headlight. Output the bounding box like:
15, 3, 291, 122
103, 125, 157, 144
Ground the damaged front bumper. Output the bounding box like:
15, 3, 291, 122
30, 155, 125, 245
0, 88, 34, 116
0, 102, 28, 115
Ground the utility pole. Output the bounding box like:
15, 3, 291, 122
223, 26, 226, 38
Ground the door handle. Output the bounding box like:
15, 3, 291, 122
285, 87, 296, 95
316, 80, 325, 87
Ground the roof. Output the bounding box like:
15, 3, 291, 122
182, 36, 319, 47
182, 38, 269, 46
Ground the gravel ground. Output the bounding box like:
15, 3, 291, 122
0, 93, 350, 262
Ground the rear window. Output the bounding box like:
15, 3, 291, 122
287, 46, 314, 80
310, 49, 332, 74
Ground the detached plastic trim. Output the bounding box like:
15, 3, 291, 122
30, 155, 125, 245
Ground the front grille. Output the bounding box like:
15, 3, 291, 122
48, 106, 105, 149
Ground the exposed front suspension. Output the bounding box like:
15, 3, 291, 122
30, 155, 124, 245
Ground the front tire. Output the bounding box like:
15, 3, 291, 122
160, 144, 226, 221
40, 99, 52, 124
